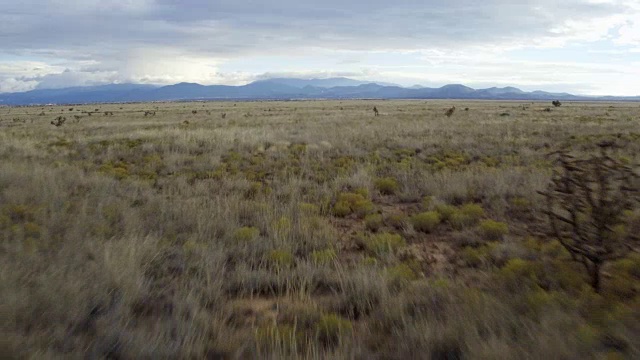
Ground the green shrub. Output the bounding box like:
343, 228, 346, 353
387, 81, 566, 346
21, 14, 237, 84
421, 196, 434, 210
233, 226, 260, 242
333, 201, 352, 217
551, 261, 586, 291
338, 192, 364, 204
479, 220, 508, 240
411, 211, 441, 233
6, 204, 37, 223
385, 213, 407, 230
361, 256, 378, 266
387, 263, 419, 286
98, 161, 130, 180
255, 324, 304, 351
351, 199, 374, 217
311, 248, 337, 265
0, 214, 10, 230
364, 213, 383, 232
316, 314, 352, 347
272, 216, 292, 239
431, 278, 450, 288
374, 177, 399, 195
575, 325, 600, 350
333, 192, 375, 218
510, 197, 531, 212
449, 204, 484, 229
245, 181, 264, 199
276, 303, 323, 330
23, 222, 41, 239
500, 258, 540, 284
525, 290, 559, 316
365, 232, 406, 256
267, 249, 295, 269
299, 202, 320, 215
354, 187, 369, 198
606, 273, 637, 300
461, 247, 485, 268
434, 204, 457, 222
612, 253, 640, 278
448, 211, 472, 230
460, 203, 484, 220
540, 239, 570, 258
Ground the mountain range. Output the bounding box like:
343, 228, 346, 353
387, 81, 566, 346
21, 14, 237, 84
1, 77, 638, 105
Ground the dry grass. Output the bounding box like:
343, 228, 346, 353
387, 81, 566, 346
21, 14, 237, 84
1, 100, 639, 358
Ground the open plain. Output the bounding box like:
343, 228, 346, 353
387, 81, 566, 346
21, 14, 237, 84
1, 100, 639, 358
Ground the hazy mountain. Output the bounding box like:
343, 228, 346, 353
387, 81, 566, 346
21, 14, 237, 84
1, 79, 638, 105
0, 84, 157, 105
254, 77, 398, 88
477, 86, 525, 96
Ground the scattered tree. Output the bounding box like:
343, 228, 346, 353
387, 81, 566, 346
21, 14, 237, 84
445, 106, 456, 117
51, 116, 66, 127
538, 142, 639, 293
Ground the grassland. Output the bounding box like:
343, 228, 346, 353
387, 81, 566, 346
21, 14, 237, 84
1, 100, 639, 359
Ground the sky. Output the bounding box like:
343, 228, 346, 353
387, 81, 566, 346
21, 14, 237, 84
0, 0, 639, 95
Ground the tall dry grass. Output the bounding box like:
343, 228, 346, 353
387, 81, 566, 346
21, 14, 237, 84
1, 100, 639, 358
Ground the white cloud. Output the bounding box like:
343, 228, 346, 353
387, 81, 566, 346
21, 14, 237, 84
0, 78, 39, 93
116, 48, 222, 84
616, 15, 640, 45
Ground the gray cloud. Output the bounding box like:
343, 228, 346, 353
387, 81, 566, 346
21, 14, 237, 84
2, 1, 633, 54
0, 0, 638, 93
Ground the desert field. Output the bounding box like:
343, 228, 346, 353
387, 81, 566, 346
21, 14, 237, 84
1, 100, 639, 359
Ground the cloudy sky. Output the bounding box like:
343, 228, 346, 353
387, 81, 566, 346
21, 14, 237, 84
1, 0, 639, 95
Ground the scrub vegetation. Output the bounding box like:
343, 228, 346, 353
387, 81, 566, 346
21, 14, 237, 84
1, 100, 639, 359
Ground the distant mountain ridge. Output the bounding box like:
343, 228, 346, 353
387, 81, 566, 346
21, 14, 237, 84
0, 77, 638, 105
253, 77, 399, 88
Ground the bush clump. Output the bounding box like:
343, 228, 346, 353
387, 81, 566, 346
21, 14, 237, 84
365, 232, 406, 256
479, 219, 508, 240
316, 314, 352, 347
364, 213, 383, 232
374, 177, 399, 195
442, 203, 485, 230
299, 202, 320, 215
333, 201, 352, 217
233, 226, 260, 242
499, 258, 541, 286
461, 247, 486, 268
272, 216, 292, 239
267, 249, 295, 269
434, 204, 457, 222
255, 324, 303, 351
387, 263, 419, 286
384, 213, 407, 230
612, 253, 640, 279
411, 211, 441, 233
311, 248, 337, 266
421, 196, 434, 210
460, 203, 484, 220
333, 192, 375, 218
